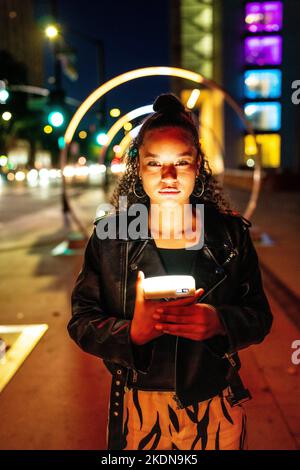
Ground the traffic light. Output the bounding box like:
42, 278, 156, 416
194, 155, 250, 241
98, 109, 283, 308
96, 132, 108, 146
48, 110, 64, 127
0, 81, 9, 104
46, 89, 66, 129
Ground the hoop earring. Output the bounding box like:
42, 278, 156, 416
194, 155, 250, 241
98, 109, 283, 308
133, 177, 147, 199
192, 175, 205, 198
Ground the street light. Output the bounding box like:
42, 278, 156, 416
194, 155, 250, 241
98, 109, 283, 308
78, 130, 87, 139
110, 108, 121, 117
45, 24, 59, 39
2, 111, 12, 121
43, 125, 53, 134
64, 27, 106, 127
44, 11, 107, 239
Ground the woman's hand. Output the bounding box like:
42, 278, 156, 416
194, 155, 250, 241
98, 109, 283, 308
130, 271, 204, 346
152, 302, 226, 341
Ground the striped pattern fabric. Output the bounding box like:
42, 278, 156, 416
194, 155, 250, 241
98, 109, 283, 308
120, 388, 247, 450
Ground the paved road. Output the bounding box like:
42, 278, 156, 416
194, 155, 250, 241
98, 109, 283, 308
0, 182, 108, 251
0, 182, 81, 223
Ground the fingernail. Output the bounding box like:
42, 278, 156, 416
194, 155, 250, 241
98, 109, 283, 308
156, 308, 164, 313
155, 324, 163, 330
152, 314, 160, 320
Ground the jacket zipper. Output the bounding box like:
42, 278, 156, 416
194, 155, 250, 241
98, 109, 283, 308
224, 352, 236, 367
199, 245, 229, 302
123, 242, 141, 388
173, 336, 185, 409
124, 372, 130, 392
132, 370, 138, 383
204, 244, 221, 266
123, 242, 129, 317
129, 240, 149, 269
199, 272, 228, 302
129, 241, 146, 385
122, 242, 133, 392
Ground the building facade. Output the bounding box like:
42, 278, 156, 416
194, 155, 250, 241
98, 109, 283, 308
0, 0, 43, 86
171, 0, 300, 175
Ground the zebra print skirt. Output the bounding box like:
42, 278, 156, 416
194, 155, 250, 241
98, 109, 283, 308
119, 387, 247, 450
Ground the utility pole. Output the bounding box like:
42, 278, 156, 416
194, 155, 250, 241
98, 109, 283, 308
50, 0, 62, 91
66, 28, 107, 127
66, 28, 109, 187
96, 39, 107, 129
48, 0, 73, 233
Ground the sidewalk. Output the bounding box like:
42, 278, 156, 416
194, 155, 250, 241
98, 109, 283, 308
227, 187, 300, 299
0, 188, 110, 449
228, 187, 300, 449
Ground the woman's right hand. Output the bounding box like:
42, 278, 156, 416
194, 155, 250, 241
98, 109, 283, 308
130, 271, 204, 346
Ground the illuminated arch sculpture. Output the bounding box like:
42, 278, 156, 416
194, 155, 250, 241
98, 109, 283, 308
62, 66, 261, 227
100, 105, 154, 161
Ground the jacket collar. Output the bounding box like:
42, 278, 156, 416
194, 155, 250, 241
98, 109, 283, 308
122, 204, 234, 252
96, 205, 236, 270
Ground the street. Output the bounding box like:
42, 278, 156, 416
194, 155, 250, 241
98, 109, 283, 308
0, 183, 64, 224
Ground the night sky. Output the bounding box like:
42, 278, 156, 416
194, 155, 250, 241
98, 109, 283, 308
36, 0, 171, 126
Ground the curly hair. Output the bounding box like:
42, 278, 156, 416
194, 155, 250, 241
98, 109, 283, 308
110, 93, 232, 215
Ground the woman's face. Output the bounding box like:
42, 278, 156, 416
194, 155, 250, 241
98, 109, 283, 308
138, 127, 199, 207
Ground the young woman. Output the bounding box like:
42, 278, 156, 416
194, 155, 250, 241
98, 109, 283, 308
68, 93, 273, 450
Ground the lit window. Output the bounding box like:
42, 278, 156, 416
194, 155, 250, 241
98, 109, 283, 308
195, 34, 213, 58
245, 36, 282, 65
245, 2, 283, 33
244, 134, 281, 167
244, 102, 281, 131
244, 69, 282, 99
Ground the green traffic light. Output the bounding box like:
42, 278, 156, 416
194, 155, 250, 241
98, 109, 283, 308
48, 111, 64, 127
0, 80, 9, 104
96, 132, 109, 145
0, 89, 9, 104
58, 136, 65, 149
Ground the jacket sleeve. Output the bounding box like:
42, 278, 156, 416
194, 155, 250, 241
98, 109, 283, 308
67, 229, 155, 374
213, 221, 273, 356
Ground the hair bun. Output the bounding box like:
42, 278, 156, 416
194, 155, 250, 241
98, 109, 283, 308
153, 93, 185, 114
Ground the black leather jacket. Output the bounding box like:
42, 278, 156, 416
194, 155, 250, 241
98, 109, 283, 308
68, 204, 273, 410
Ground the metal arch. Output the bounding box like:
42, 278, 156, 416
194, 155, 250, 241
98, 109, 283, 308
61, 66, 261, 233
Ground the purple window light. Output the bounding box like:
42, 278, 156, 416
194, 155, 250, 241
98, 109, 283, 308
245, 36, 282, 66
245, 2, 283, 33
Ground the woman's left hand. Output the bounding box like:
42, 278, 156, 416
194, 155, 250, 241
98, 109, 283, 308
152, 303, 226, 341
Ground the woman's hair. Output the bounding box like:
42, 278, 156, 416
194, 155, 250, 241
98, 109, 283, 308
110, 93, 232, 214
